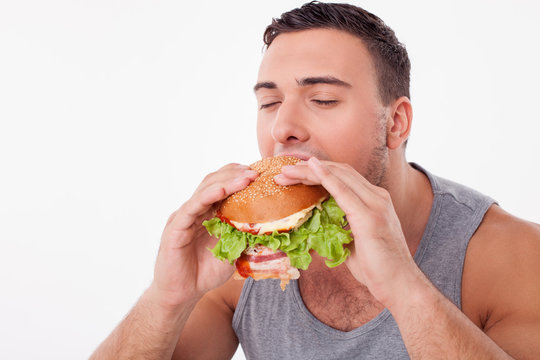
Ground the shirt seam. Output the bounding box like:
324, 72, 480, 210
232, 277, 254, 333
454, 198, 495, 308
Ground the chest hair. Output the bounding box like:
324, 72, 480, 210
298, 267, 385, 332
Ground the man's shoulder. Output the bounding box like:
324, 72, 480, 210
478, 205, 540, 240
462, 204, 540, 329
471, 205, 540, 259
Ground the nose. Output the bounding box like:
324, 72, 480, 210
271, 100, 310, 144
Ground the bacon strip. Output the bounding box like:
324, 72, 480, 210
234, 245, 300, 290
241, 251, 287, 263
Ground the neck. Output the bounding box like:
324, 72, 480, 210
385, 151, 433, 255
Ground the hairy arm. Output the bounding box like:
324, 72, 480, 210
390, 206, 540, 359
277, 159, 540, 359
90, 163, 257, 359
172, 277, 243, 360
92, 278, 242, 360
91, 285, 200, 360
389, 270, 512, 359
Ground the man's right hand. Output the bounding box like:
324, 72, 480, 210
90, 163, 257, 360
149, 163, 258, 309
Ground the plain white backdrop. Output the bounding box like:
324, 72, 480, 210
1, 1, 539, 359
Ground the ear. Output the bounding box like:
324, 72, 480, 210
386, 96, 413, 150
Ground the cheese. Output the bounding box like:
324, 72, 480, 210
230, 201, 323, 235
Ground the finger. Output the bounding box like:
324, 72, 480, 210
279, 160, 371, 189
273, 173, 320, 186
319, 162, 387, 205
306, 157, 369, 214
322, 161, 386, 198
196, 164, 257, 192
274, 163, 321, 185
200, 168, 258, 191
218, 162, 251, 171
277, 157, 370, 215
343, 240, 366, 283
277, 160, 385, 205
171, 172, 258, 232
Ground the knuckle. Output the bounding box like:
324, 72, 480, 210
203, 171, 217, 182
165, 210, 178, 226
332, 162, 353, 174
369, 208, 387, 226
374, 198, 389, 213
335, 180, 350, 194
376, 187, 391, 200
206, 183, 227, 202
319, 162, 332, 176
215, 184, 228, 199
177, 201, 190, 216
220, 162, 245, 171
342, 162, 354, 172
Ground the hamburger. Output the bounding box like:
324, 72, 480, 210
203, 156, 353, 290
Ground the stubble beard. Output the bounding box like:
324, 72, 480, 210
364, 114, 389, 188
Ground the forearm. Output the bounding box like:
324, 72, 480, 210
389, 270, 512, 359
90, 285, 200, 360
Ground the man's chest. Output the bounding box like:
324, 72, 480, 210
298, 268, 385, 332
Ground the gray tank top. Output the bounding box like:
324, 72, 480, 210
232, 164, 495, 359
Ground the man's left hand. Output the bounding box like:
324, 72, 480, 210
274, 157, 422, 308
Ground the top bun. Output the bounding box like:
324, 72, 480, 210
219, 156, 329, 223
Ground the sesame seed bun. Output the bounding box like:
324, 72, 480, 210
219, 156, 329, 223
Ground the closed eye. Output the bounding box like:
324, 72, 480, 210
259, 101, 281, 110
312, 100, 338, 106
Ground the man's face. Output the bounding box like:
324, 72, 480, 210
255, 28, 389, 185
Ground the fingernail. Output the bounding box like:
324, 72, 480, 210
309, 157, 321, 165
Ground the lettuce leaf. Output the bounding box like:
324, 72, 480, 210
202, 197, 352, 270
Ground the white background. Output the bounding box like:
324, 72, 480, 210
1, 1, 539, 359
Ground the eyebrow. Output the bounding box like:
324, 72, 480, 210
253, 81, 277, 92
253, 76, 351, 92
296, 76, 352, 88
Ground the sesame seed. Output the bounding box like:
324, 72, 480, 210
226, 156, 300, 205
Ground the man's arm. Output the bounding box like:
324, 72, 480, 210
276, 158, 539, 359
388, 263, 513, 359
90, 163, 258, 359
92, 278, 243, 360
90, 285, 200, 360
391, 205, 540, 359
172, 277, 244, 359
461, 205, 540, 359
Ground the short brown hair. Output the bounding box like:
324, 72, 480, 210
263, 1, 410, 106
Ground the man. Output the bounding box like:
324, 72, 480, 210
92, 2, 540, 359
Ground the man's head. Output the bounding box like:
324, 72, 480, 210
255, 2, 413, 187
263, 1, 410, 107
